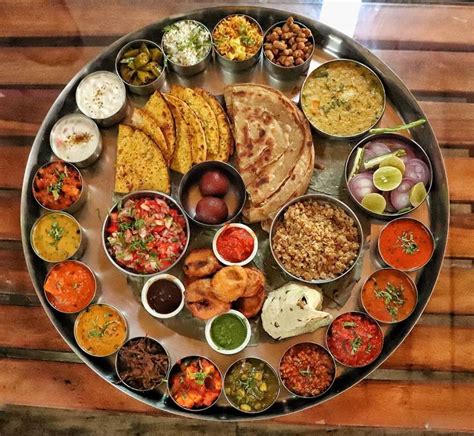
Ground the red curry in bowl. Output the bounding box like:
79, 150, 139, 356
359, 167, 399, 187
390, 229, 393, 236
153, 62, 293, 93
378, 217, 434, 271
326, 312, 383, 367
361, 268, 417, 323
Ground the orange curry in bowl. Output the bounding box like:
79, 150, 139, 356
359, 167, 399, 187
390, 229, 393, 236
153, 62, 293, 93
361, 268, 417, 323
378, 218, 434, 271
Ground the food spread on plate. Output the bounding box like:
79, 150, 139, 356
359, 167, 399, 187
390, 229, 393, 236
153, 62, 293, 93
213, 15, 263, 62
301, 59, 385, 137
26, 11, 441, 417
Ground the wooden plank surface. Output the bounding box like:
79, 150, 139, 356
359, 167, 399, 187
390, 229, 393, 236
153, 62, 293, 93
0, 357, 472, 431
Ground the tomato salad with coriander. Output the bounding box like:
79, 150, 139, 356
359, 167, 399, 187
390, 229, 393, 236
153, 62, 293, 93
378, 217, 434, 271
326, 312, 383, 367
106, 196, 188, 274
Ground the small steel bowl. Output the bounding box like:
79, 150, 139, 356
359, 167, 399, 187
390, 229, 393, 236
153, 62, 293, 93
377, 217, 435, 272
178, 160, 246, 228
205, 309, 251, 355
115, 39, 167, 95
344, 133, 433, 220
30, 211, 87, 263
74, 303, 128, 358
43, 260, 97, 314
300, 59, 386, 140
161, 20, 212, 77
223, 357, 280, 414
50, 113, 102, 168
262, 20, 315, 80
115, 336, 170, 392
167, 355, 223, 412
32, 161, 87, 214
75, 71, 128, 127
269, 193, 364, 285
278, 342, 336, 399
325, 311, 384, 368
360, 268, 418, 324
212, 14, 263, 72
212, 223, 258, 267
141, 274, 185, 319
102, 190, 190, 278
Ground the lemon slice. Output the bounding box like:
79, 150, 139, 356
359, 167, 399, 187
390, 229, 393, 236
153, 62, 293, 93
373, 166, 403, 191
379, 155, 405, 174
409, 182, 427, 207
361, 193, 386, 214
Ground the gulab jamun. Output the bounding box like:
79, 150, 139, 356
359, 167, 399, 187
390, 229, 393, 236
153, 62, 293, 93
199, 170, 230, 197
195, 197, 228, 224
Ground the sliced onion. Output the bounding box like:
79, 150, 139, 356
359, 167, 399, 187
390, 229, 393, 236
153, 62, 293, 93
363, 141, 391, 161
383, 191, 397, 213
388, 140, 417, 163
348, 172, 376, 202
404, 159, 430, 185
390, 177, 416, 210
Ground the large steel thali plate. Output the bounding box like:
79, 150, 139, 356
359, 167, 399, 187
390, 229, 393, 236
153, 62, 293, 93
20, 6, 449, 421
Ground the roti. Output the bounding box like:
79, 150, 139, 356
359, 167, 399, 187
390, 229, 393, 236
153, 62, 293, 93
170, 85, 219, 159
115, 125, 170, 194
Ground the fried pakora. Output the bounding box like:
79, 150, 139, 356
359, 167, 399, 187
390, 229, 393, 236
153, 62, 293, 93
183, 248, 222, 278
242, 267, 265, 297
184, 279, 230, 320
234, 287, 266, 318
211, 266, 248, 303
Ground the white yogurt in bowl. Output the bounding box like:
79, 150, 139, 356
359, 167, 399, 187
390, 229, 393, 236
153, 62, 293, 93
75, 71, 127, 126
50, 113, 102, 167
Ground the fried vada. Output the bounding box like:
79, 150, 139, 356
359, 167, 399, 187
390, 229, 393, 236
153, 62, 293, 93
211, 266, 248, 303
185, 279, 230, 320
183, 248, 222, 278
242, 267, 265, 297
234, 288, 266, 318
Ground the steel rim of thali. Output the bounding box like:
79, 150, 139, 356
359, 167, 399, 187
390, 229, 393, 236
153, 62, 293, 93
19, 5, 449, 422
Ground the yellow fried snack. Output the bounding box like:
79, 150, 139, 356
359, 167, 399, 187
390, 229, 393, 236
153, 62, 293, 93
241, 267, 265, 297
163, 95, 193, 174
115, 125, 170, 194
130, 108, 171, 162
185, 279, 231, 320
165, 94, 207, 168
144, 91, 176, 157
211, 266, 248, 303
170, 85, 219, 159
183, 248, 222, 278
194, 87, 233, 161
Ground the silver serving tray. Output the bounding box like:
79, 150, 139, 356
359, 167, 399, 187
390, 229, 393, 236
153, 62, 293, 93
20, 6, 449, 421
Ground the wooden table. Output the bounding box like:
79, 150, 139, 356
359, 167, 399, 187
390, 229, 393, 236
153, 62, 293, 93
1, 1, 473, 433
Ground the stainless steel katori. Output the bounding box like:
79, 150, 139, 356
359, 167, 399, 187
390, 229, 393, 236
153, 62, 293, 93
20, 6, 448, 421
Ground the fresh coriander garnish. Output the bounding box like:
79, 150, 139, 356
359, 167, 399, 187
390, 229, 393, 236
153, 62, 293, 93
191, 371, 208, 386
398, 231, 419, 255
350, 336, 363, 355
374, 282, 406, 321
48, 220, 64, 247
48, 170, 67, 201
343, 321, 357, 328
299, 366, 313, 377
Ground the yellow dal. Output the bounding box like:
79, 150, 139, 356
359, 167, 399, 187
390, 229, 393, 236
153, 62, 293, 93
32, 213, 81, 262
75, 304, 127, 357
302, 61, 384, 136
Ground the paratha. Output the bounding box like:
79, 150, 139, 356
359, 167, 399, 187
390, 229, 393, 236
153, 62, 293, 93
115, 124, 170, 194
224, 83, 315, 224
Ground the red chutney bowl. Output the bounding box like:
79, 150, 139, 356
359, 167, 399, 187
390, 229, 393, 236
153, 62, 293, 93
326, 311, 384, 368
378, 217, 435, 272
361, 268, 418, 324
212, 223, 258, 266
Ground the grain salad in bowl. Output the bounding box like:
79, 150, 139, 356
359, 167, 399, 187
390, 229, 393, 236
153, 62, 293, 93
270, 194, 363, 283
161, 20, 212, 76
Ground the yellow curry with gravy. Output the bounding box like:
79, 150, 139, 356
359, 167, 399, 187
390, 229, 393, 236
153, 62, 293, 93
74, 304, 127, 357
31, 212, 81, 262
301, 60, 384, 137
